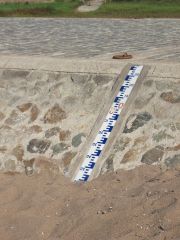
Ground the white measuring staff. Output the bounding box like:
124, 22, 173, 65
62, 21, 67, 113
74, 65, 143, 182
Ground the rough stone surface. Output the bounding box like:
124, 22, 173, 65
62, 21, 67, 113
165, 154, 180, 168
27, 139, 51, 154
72, 133, 86, 148
51, 143, 69, 155
44, 104, 66, 124
45, 127, 60, 138
123, 112, 152, 133
141, 147, 164, 165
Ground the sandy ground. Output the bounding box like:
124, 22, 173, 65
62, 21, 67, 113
0, 164, 180, 240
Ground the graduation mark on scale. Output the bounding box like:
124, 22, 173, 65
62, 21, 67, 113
73, 65, 143, 182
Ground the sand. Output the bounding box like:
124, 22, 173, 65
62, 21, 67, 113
0, 165, 179, 240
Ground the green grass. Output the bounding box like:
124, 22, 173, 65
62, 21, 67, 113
0, 0, 81, 17
95, 1, 180, 18
0, 0, 180, 17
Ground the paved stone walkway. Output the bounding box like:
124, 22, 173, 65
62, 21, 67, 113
0, 18, 180, 60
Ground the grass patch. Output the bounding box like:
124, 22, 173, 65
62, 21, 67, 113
0, 0, 180, 17
0, 0, 81, 17
95, 1, 180, 18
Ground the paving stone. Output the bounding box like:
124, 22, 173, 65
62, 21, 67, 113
164, 154, 180, 168
0, 19, 180, 60
27, 139, 51, 154
51, 143, 69, 155
72, 133, 86, 147
45, 127, 60, 138
141, 147, 164, 165
44, 104, 66, 124
123, 112, 152, 133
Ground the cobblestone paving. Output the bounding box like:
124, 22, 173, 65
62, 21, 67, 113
0, 18, 180, 60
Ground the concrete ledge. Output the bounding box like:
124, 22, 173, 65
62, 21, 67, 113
1, 55, 180, 78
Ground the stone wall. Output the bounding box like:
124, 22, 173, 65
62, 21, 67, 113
0, 68, 115, 176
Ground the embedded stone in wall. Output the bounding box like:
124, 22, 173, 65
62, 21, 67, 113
160, 91, 180, 104
72, 133, 86, 147
28, 125, 43, 134
27, 139, 51, 154
51, 143, 69, 155
44, 104, 66, 124
17, 102, 32, 112
141, 147, 164, 165
59, 130, 71, 141
164, 154, 180, 168
11, 145, 24, 161
23, 158, 35, 176
121, 149, 137, 164
30, 104, 40, 122
45, 127, 61, 138
123, 112, 152, 133
5, 110, 27, 125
